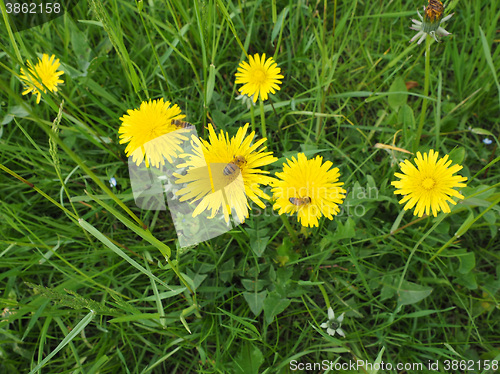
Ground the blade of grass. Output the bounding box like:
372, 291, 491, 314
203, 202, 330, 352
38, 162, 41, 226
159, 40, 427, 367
28, 311, 95, 374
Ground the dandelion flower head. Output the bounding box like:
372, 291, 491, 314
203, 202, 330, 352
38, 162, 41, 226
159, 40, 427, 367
272, 153, 346, 228
20, 54, 64, 104
392, 149, 467, 217
410, 0, 454, 44
119, 99, 187, 168
235, 53, 284, 103
175, 123, 277, 223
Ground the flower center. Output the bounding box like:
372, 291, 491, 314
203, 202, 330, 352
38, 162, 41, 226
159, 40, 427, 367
422, 177, 435, 190
252, 69, 266, 84
328, 321, 340, 330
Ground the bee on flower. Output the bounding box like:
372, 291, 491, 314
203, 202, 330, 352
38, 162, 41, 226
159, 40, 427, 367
272, 153, 346, 228
118, 99, 189, 168
175, 124, 277, 223
409, 0, 454, 44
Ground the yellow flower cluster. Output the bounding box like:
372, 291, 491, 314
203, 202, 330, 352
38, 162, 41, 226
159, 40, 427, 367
114, 52, 466, 229
17, 50, 466, 230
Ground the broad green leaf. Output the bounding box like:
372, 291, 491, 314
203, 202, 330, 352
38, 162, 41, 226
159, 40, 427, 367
186, 268, 208, 290
455, 272, 477, 290
388, 76, 407, 110
241, 279, 267, 292
220, 257, 235, 283
297, 280, 324, 286
368, 346, 385, 374
69, 17, 92, 75
479, 26, 500, 107
366, 174, 377, 190
397, 280, 433, 306
206, 64, 216, 106
243, 290, 267, 316
390, 209, 406, 234
458, 252, 475, 274
263, 292, 291, 326
2, 105, 30, 125
455, 212, 474, 237
271, 7, 289, 44
471, 127, 494, 136
483, 210, 497, 225
328, 218, 356, 242
250, 235, 269, 257
233, 344, 264, 374
276, 237, 298, 266
380, 283, 396, 301
447, 146, 465, 165
398, 104, 415, 140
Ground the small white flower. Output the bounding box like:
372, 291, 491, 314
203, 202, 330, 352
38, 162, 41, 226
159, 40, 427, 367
409, 4, 454, 44
483, 138, 493, 145
320, 307, 346, 337
109, 177, 117, 188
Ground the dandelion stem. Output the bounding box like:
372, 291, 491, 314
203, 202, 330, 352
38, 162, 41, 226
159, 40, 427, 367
259, 98, 267, 139
414, 35, 431, 153
280, 214, 299, 244
250, 103, 256, 133
309, 269, 331, 309
318, 283, 331, 309
435, 70, 442, 149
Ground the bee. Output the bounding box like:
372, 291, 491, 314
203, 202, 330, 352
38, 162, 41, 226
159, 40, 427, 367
223, 155, 246, 177
289, 196, 311, 206
425, 0, 443, 21
171, 119, 194, 129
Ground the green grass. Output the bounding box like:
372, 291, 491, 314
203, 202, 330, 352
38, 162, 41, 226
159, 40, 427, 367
1, 0, 499, 373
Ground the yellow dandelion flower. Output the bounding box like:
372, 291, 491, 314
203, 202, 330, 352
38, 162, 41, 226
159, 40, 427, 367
118, 99, 188, 168
392, 149, 467, 217
20, 54, 64, 104
235, 53, 284, 103
272, 153, 346, 228
175, 123, 277, 223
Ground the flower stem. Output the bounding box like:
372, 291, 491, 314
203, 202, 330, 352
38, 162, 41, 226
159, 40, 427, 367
435, 70, 442, 149
250, 103, 256, 133
414, 36, 431, 153
259, 98, 267, 139
309, 269, 331, 309
280, 214, 299, 244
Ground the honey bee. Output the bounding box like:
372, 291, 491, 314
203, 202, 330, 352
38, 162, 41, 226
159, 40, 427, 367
171, 119, 194, 129
425, 0, 443, 21
223, 155, 247, 177
289, 196, 311, 206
